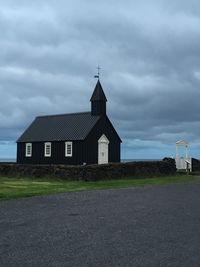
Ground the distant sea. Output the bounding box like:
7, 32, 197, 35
122, 159, 161, 162
0, 158, 161, 163
0, 158, 16, 162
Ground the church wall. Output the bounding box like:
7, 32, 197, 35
84, 115, 121, 164
17, 115, 121, 165
17, 141, 84, 165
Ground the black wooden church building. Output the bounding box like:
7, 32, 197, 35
17, 80, 122, 165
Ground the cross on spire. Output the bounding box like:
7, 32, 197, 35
97, 65, 101, 77
94, 65, 101, 79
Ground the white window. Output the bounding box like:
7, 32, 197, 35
25, 143, 32, 157
44, 142, 51, 157
65, 142, 72, 157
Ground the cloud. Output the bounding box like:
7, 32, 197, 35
1, 0, 200, 159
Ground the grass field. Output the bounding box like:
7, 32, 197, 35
0, 175, 200, 201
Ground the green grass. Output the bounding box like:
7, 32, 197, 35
0, 175, 200, 200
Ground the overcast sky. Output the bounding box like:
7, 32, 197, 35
1, 0, 200, 159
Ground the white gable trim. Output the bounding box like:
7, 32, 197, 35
98, 134, 110, 144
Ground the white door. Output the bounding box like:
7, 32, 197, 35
98, 134, 109, 164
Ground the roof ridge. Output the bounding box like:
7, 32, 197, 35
17, 111, 101, 142
36, 111, 91, 118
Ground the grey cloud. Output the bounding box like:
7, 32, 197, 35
1, 0, 200, 158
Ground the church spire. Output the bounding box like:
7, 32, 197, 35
90, 80, 107, 116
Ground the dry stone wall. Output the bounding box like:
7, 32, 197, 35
0, 159, 176, 181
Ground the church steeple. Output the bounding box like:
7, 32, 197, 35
90, 79, 107, 116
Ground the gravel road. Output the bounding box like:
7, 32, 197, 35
1, 182, 200, 266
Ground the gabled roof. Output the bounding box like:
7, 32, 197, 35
17, 112, 101, 142
176, 140, 188, 145
90, 79, 107, 102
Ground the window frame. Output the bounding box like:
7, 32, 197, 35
44, 142, 52, 157
25, 143, 32, 157
65, 141, 73, 157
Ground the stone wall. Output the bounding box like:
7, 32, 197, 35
0, 159, 176, 181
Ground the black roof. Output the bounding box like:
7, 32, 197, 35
17, 112, 100, 142
90, 80, 107, 102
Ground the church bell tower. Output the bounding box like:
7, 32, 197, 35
90, 79, 107, 116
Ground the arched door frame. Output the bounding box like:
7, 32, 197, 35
98, 134, 109, 164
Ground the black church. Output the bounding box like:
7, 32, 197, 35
17, 80, 122, 165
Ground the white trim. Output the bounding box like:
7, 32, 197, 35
44, 142, 51, 157
98, 134, 110, 144
176, 140, 188, 145
25, 143, 32, 157
65, 141, 73, 157
98, 134, 109, 164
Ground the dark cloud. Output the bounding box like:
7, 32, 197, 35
1, 0, 200, 159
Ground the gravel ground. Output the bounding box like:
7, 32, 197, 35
1, 182, 200, 267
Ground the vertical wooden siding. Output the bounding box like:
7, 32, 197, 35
84, 116, 121, 164
17, 115, 121, 165
17, 141, 84, 165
